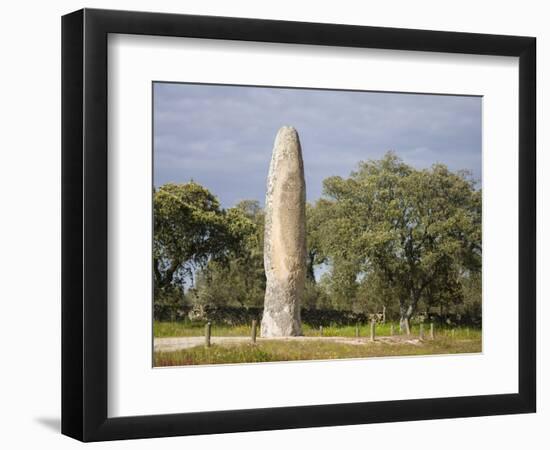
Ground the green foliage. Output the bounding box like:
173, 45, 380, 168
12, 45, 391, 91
190, 258, 265, 308
153, 153, 482, 326
459, 271, 482, 326
153, 183, 257, 319
301, 279, 330, 310
313, 152, 481, 325
187, 199, 266, 309
154, 287, 188, 322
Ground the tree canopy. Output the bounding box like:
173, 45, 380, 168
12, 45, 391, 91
314, 153, 481, 328
153, 182, 255, 316
153, 153, 482, 326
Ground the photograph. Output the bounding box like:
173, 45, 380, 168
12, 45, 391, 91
0, 1, 542, 447
152, 82, 483, 367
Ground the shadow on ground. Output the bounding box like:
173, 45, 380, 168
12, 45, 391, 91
35, 417, 60, 433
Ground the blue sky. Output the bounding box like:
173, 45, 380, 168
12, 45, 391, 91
153, 82, 481, 208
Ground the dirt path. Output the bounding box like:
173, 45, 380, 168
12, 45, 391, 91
154, 335, 423, 352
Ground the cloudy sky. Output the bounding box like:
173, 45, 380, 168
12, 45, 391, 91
153, 82, 481, 209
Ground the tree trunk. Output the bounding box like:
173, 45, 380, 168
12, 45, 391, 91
153, 258, 180, 290
153, 258, 163, 287
399, 303, 414, 334
306, 251, 316, 282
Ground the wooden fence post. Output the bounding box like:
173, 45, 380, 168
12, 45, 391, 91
390, 324, 395, 336
205, 322, 211, 348
320, 325, 323, 337
419, 323, 424, 340
251, 319, 257, 344
430, 322, 434, 340
382, 306, 386, 324
370, 320, 376, 342
355, 323, 360, 338
405, 318, 411, 336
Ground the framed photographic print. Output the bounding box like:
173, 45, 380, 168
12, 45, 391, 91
61, 8, 536, 442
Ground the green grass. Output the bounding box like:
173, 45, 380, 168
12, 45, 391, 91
154, 335, 482, 367
154, 320, 481, 340
154, 321, 254, 337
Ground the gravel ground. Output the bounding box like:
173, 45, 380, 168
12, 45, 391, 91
154, 335, 423, 352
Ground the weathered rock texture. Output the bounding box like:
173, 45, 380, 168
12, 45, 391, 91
261, 126, 306, 337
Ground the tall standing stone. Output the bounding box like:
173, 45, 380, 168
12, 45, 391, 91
261, 126, 306, 337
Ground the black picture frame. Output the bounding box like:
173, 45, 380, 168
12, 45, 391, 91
61, 8, 536, 442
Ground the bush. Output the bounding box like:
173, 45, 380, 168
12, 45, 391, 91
153, 287, 189, 321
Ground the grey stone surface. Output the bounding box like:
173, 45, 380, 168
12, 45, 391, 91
261, 126, 306, 337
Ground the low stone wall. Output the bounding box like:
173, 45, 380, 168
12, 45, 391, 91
186, 305, 373, 327
157, 305, 481, 327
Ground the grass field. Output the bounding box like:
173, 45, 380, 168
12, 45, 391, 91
153, 321, 481, 367
154, 320, 478, 339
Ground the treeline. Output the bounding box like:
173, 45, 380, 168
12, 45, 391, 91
154, 152, 482, 327
157, 305, 481, 328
